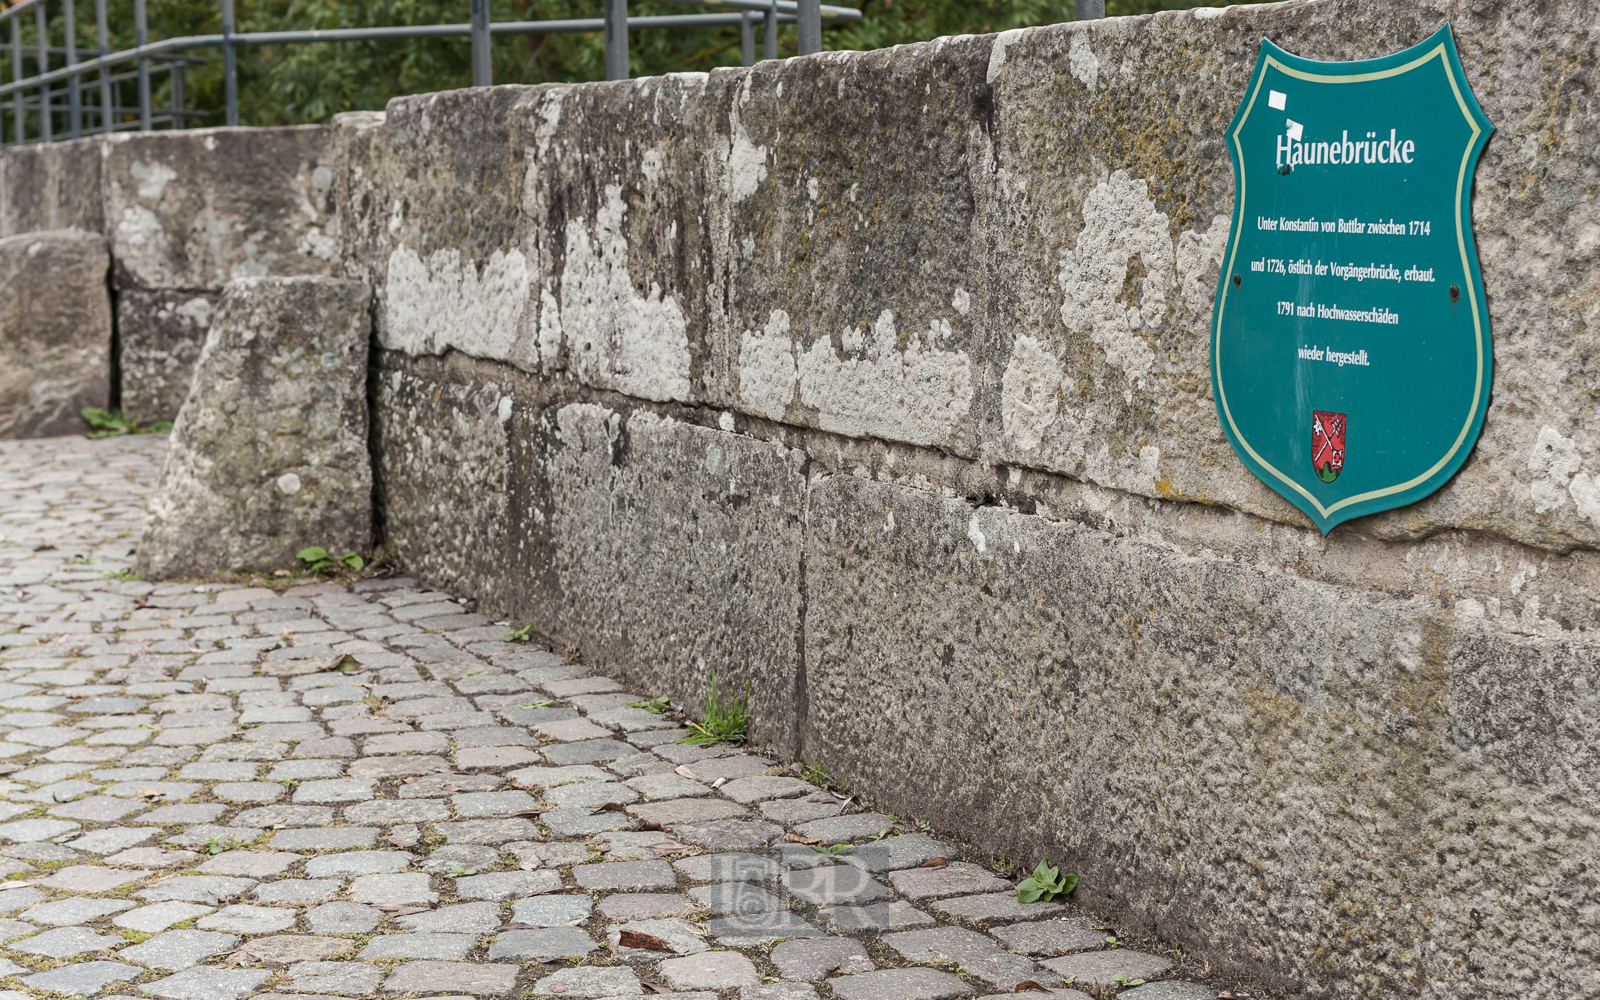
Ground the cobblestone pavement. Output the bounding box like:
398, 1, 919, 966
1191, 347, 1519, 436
0, 435, 1245, 1000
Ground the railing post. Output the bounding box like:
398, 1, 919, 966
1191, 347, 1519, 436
222, 0, 237, 125
470, 0, 491, 86
134, 0, 149, 130
9, 15, 20, 144
603, 0, 627, 80
740, 12, 753, 67
1076, 0, 1104, 19
64, 0, 81, 138
796, 0, 820, 55
95, 0, 111, 133
34, 1, 50, 141
171, 61, 185, 129
762, 0, 776, 60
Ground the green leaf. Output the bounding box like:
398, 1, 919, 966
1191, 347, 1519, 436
297, 546, 330, 563
341, 552, 365, 570
1058, 872, 1079, 895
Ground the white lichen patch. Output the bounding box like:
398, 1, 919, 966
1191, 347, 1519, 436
561, 185, 692, 403
116, 205, 175, 287
1176, 214, 1231, 314
383, 245, 531, 362
797, 309, 973, 447
1068, 33, 1100, 90
1000, 334, 1060, 452
1058, 170, 1173, 381
738, 309, 798, 420
727, 80, 769, 204
1527, 425, 1600, 525
986, 29, 1024, 85
129, 161, 177, 202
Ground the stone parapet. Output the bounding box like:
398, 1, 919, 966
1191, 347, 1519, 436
0, 127, 339, 423
341, 2, 1600, 998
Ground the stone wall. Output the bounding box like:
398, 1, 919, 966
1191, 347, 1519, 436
0, 126, 340, 425
337, 1, 1600, 997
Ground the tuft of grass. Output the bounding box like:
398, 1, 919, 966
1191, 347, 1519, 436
81, 407, 172, 439
202, 834, 252, 856
627, 695, 670, 715
679, 669, 750, 745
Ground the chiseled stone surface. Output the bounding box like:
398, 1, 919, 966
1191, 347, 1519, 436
0, 228, 112, 440
0, 432, 1250, 1000
136, 276, 372, 578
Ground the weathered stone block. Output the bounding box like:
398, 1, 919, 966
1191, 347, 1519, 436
104, 127, 338, 293
804, 472, 1600, 999
0, 229, 111, 439
372, 371, 809, 755
0, 137, 104, 237
137, 276, 371, 578
118, 290, 221, 423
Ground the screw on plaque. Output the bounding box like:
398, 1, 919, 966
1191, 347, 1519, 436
1449, 284, 1460, 303
1233, 274, 1242, 288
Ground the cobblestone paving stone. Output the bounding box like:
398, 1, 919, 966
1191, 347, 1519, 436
0, 435, 1250, 1000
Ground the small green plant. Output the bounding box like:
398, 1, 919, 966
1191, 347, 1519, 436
627, 695, 670, 715
1016, 859, 1078, 903
867, 829, 891, 841
202, 834, 251, 856
679, 669, 750, 745
918, 821, 932, 833
505, 623, 539, 642
801, 762, 832, 785
811, 843, 853, 858
277, 778, 297, 788
296, 546, 365, 575
447, 864, 477, 876
1112, 974, 1146, 987
1105, 935, 1121, 946
81, 407, 172, 439
104, 569, 141, 582
65, 554, 92, 565
517, 700, 556, 710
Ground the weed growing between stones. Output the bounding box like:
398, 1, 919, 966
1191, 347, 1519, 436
1016, 859, 1078, 903
80, 406, 172, 439
680, 669, 750, 745
295, 546, 366, 575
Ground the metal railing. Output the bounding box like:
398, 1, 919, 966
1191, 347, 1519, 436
0, 0, 862, 145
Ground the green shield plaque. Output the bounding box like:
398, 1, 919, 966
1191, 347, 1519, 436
1210, 26, 1493, 534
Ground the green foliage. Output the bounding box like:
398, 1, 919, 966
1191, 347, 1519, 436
801, 762, 832, 785
505, 623, 539, 642
81, 407, 173, 440
1112, 974, 1146, 987
296, 546, 365, 574
517, 699, 556, 709
812, 843, 853, 858
679, 669, 750, 745
627, 695, 670, 714
1016, 859, 1078, 903
203, 833, 252, 855
2, 0, 1265, 132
